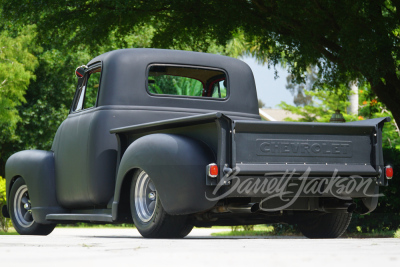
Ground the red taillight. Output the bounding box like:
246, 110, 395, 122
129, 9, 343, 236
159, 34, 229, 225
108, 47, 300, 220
208, 163, 218, 177
386, 165, 393, 179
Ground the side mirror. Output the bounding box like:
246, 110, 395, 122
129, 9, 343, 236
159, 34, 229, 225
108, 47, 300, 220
75, 65, 87, 78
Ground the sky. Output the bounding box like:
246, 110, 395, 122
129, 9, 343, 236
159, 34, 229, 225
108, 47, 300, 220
239, 56, 295, 108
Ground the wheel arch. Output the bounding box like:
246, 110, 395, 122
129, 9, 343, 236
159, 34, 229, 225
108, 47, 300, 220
113, 168, 137, 223
7, 174, 21, 201
5, 150, 66, 224
112, 133, 218, 219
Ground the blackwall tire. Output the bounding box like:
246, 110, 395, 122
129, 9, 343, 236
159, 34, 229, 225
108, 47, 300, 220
9, 178, 56, 235
130, 169, 192, 238
298, 212, 352, 239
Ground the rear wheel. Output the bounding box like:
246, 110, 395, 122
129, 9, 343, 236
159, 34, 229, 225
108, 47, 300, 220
130, 169, 193, 238
298, 212, 352, 239
9, 178, 56, 235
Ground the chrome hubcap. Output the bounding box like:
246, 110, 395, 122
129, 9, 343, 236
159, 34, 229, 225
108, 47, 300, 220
135, 171, 157, 222
14, 185, 34, 228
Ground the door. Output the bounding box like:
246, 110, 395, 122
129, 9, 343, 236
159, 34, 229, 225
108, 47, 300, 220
53, 64, 109, 208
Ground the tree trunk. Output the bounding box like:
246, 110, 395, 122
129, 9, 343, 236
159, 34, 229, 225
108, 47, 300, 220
370, 75, 400, 125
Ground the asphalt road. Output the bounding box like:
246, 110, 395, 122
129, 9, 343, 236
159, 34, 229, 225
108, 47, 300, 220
1, 228, 399, 267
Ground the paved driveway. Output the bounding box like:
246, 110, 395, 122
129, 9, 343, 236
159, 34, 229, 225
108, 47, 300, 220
1, 228, 399, 267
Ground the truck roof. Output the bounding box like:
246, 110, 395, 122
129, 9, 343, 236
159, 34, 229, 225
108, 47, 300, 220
87, 49, 260, 118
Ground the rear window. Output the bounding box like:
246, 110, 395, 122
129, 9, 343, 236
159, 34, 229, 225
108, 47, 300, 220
147, 65, 228, 99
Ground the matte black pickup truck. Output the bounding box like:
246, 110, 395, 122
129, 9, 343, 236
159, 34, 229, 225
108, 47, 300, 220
2, 49, 393, 238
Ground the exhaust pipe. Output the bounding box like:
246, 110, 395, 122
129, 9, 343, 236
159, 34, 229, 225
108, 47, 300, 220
212, 203, 260, 213
320, 201, 357, 213
228, 203, 260, 213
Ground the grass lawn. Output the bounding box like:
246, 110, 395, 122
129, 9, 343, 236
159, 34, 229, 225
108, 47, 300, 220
211, 225, 399, 238
211, 225, 297, 237
341, 230, 397, 238
0, 228, 18, 235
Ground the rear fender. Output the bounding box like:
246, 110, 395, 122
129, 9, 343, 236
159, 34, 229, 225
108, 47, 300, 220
113, 133, 217, 218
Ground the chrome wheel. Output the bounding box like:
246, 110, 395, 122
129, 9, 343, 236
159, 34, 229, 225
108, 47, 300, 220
13, 185, 34, 228
130, 169, 192, 238
135, 171, 157, 222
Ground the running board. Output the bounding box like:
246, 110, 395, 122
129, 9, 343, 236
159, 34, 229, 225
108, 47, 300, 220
46, 214, 113, 222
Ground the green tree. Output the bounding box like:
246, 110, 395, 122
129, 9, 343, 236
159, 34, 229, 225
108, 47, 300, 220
0, 176, 11, 232
280, 82, 400, 233
279, 86, 352, 122
286, 66, 316, 107
3, 0, 400, 125
279, 85, 400, 149
0, 20, 242, 176
0, 26, 38, 129
0, 26, 156, 175
0, 25, 38, 174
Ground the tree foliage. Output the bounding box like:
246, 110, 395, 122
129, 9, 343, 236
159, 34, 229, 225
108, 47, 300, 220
2, 0, 400, 167
0, 1, 399, 233
0, 25, 38, 161
0, 176, 10, 232
279, 84, 400, 149
285, 66, 317, 106
3, 0, 400, 124
0, 25, 158, 175
0, 26, 37, 131
348, 147, 400, 232
0, 15, 241, 176
280, 83, 400, 232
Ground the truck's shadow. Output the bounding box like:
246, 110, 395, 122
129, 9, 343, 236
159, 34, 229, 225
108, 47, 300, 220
85, 235, 306, 240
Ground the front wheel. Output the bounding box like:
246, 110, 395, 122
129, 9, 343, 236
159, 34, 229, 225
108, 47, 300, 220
298, 212, 352, 239
9, 178, 56, 235
130, 169, 193, 238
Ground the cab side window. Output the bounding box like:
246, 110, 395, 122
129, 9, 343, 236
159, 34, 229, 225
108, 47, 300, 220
84, 69, 101, 109
73, 67, 102, 112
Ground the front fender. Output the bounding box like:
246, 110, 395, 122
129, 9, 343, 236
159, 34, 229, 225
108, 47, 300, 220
113, 134, 218, 217
5, 150, 66, 224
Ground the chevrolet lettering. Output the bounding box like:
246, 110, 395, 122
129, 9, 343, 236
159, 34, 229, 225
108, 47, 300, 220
257, 139, 353, 157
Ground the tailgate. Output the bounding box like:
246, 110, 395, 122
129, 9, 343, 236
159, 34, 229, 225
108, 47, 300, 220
233, 117, 390, 176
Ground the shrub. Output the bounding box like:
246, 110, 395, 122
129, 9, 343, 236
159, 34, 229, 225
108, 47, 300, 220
0, 176, 11, 232
394, 229, 400, 238
348, 148, 400, 233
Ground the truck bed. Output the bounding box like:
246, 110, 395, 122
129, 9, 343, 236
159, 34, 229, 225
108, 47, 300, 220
111, 112, 389, 181
233, 117, 389, 177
